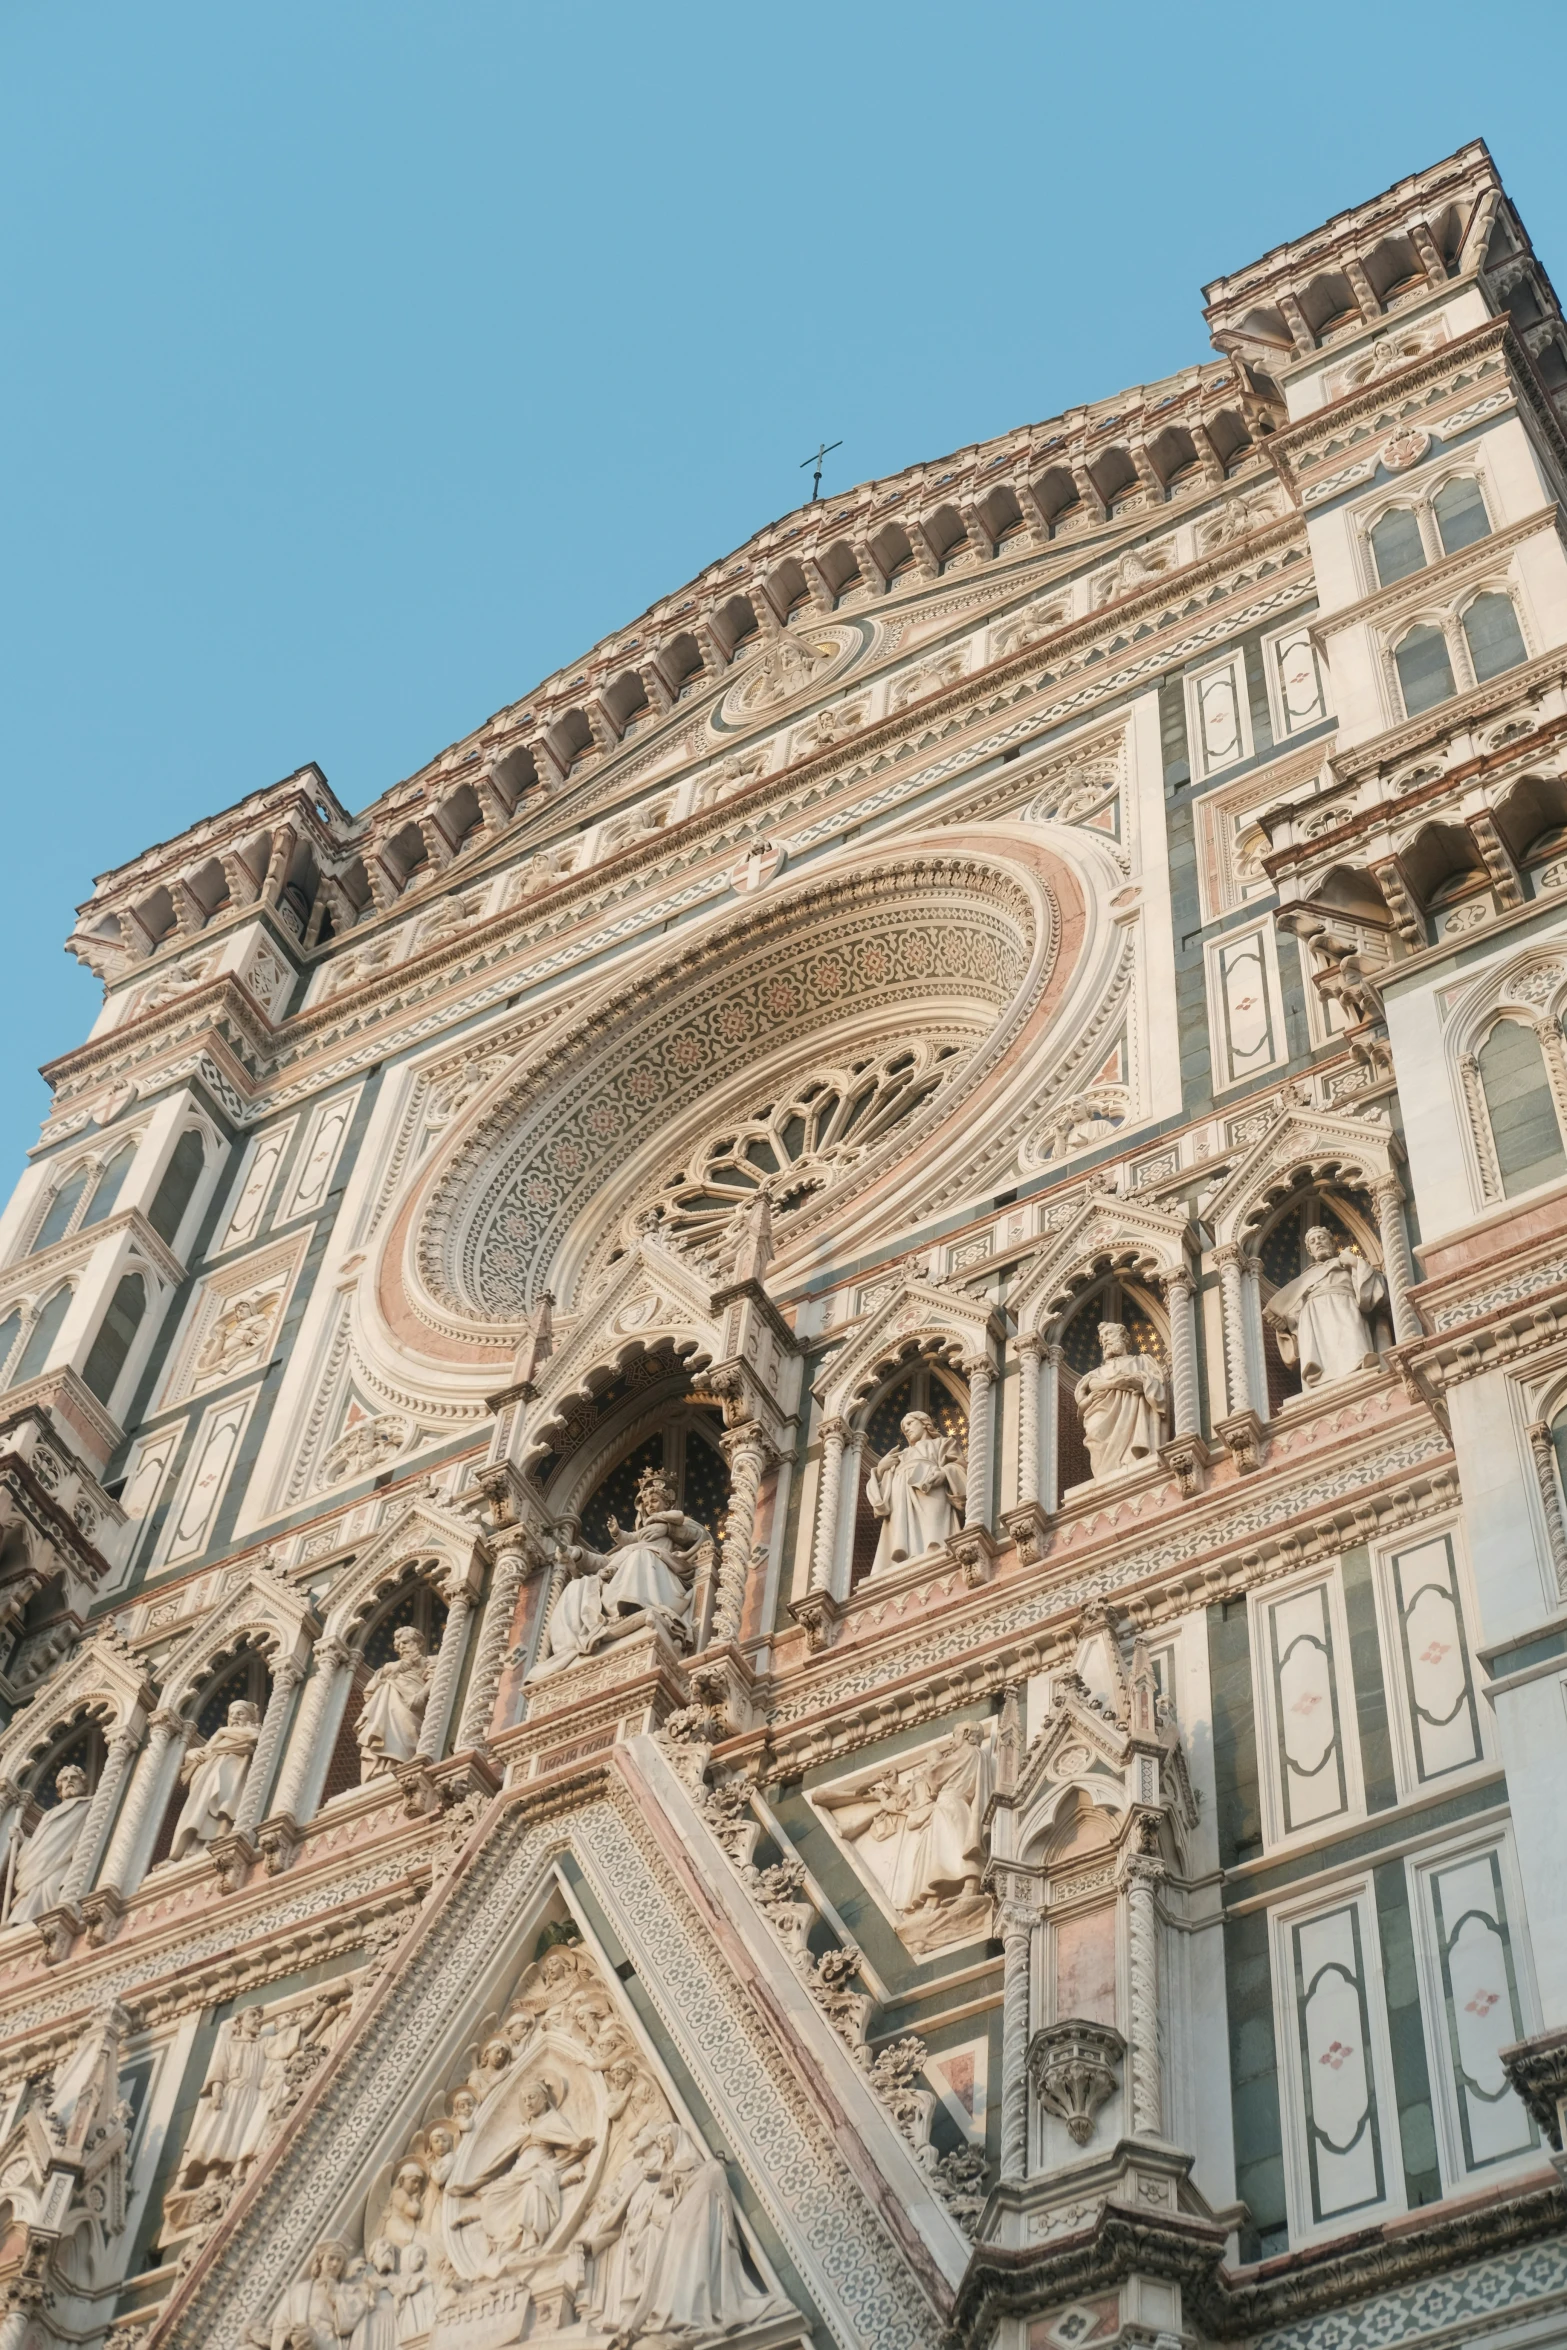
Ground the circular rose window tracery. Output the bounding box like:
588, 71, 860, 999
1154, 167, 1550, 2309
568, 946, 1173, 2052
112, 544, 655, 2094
635, 1039, 963, 1255
410, 854, 1056, 1325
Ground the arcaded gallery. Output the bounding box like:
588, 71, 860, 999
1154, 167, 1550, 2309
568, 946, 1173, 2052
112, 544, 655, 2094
1, 140, 1566, 2350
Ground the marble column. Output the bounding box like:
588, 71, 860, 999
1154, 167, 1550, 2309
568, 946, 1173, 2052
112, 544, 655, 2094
1015, 1334, 1043, 1510
1214, 1243, 1255, 1417
231, 1659, 305, 1840
711, 1424, 772, 1647
1040, 1341, 1062, 1514
267, 1635, 354, 1823
1121, 1851, 1164, 2136
416, 1591, 475, 1760
58, 1726, 140, 1909
1527, 1421, 1567, 1596
999, 1892, 1034, 2182
809, 1416, 850, 1593
97, 1709, 187, 1892
1375, 1177, 1422, 1344
963, 1356, 997, 1530
455, 1534, 535, 1749
1160, 1265, 1202, 1438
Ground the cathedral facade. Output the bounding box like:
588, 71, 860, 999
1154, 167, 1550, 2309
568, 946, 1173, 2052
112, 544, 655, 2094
2, 138, 1566, 2350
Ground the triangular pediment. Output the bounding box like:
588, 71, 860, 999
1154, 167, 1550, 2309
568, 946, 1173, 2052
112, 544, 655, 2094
151, 1770, 952, 2350
1012, 1191, 1190, 1333
816, 1276, 1001, 1418
0, 1627, 151, 1784
1203, 1100, 1398, 1246
159, 1555, 319, 1714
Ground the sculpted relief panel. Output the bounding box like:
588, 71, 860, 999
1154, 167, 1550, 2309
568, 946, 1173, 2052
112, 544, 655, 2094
812, 1721, 998, 1957
262, 1929, 794, 2350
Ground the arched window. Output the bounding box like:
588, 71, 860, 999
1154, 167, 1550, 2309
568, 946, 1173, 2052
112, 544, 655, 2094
147, 1130, 206, 1245
1433, 476, 1490, 555
30, 1166, 92, 1255
9, 1287, 73, 1387
1394, 623, 1456, 716
1370, 507, 1426, 586
79, 1145, 134, 1231
1478, 1019, 1566, 1195
1462, 592, 1527, 684
81, 1272, 147, 1405
0, 1311, 20, 1381
850, 1364, 966, 1587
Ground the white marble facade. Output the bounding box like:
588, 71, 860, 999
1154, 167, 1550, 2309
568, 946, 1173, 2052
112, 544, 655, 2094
0, 138, 1565, 2350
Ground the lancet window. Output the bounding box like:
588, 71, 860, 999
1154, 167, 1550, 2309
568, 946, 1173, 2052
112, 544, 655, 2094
1476, 1017, 1567, 1197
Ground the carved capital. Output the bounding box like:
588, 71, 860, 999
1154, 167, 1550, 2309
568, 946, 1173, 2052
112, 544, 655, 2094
1214, 1407, 1267, 1475
1015, 1330, 1043, 1363
316, 1635, 355, 1673
787, 1588, 842, 1652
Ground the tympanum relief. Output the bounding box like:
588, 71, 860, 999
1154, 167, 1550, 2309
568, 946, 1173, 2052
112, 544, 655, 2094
262, 1932, 794, 2350
812, 1720, 997, 1955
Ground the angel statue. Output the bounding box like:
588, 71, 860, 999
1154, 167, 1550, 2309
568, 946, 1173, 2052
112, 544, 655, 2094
528, 1466, 707, 1681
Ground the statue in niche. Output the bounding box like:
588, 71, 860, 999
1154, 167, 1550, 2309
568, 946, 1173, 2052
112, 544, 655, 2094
1073, 1322, 1167, 1481
267, 1928, 794, 2347
170, 1698, 260, 1858
1263, 1224, 1388, 1387
8, 1764, 92, 1923
816, 1720, 996, 1954
355, 1627, 435, 1776
528, 1466, 707, 1680
865, 1410, 967, 1574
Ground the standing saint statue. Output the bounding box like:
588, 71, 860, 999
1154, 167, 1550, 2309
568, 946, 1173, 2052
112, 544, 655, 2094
171, 1698, 260, 1859
1073, 1322, 1166, 1481
865, 1410, 967, 1574
1262, 1224, 1388, 1387
8, 1764, 92, 1923
355, 1627, 435, 1777
178, 2005, 274, 2187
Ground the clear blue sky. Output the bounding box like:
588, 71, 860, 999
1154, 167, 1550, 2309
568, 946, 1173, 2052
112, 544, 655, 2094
3, 2, 1564, 1170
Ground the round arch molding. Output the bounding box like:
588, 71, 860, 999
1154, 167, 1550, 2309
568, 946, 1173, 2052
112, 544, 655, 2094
364, 832, 1107, 1384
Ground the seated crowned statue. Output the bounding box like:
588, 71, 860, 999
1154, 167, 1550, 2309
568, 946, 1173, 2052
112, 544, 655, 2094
530, 1465, 707, 1681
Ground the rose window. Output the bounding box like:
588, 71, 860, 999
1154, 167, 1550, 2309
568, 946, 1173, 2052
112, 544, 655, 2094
641, 1041, 962, 1250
